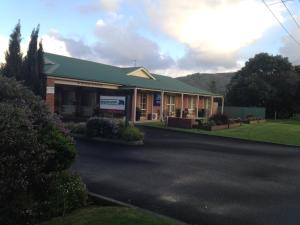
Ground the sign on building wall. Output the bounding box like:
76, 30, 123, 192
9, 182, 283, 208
100, 96, 126, 111
153, 93, 161, 106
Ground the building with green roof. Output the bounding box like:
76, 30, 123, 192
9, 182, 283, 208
44, 52, 224, 122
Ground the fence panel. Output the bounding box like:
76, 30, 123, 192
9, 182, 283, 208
223, 106, 266, 119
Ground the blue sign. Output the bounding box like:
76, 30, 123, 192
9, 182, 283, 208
153, 93, 161, 106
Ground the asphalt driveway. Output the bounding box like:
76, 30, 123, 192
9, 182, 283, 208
73, 127, 300, 225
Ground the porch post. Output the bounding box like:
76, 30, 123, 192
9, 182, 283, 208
180, 93, 184, 118
196, 95, 199, 118
221, 97, 224, 114
160, 91, 164, 120
151, 93, 154, 118
132, 88, 137, 123
210, 96, 214, 116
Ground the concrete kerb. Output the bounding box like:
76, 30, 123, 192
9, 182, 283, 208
88, 192, 188, 225
72, 134, 144, 146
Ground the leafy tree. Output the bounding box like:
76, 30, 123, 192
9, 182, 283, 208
37, 40, 46, 98
1, 21, 23, 80
226, 53, 299, 118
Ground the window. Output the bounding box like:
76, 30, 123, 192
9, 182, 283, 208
188, 96, 195, 113
140, 93, 147, 117
167, 95, 175, 116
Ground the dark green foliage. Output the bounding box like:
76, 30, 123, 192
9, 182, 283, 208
120, 126, 144, 142
42, 127, 76, 171
2, 22, 45, 96
1, 21, 23, 80
86, 117, 121, 138
208, 79, 217, 93
65, 122, 86, 135
23, 25, 43, 95
45, 172, 87, 218
38, 40, 46, 98
226, 53, 300, 118
0, 77, 84, 225
209, 113, 229, 125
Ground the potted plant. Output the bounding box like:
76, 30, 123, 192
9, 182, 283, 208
175, 108, 181, 117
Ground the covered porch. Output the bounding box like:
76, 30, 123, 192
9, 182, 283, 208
130, 88, 224, 123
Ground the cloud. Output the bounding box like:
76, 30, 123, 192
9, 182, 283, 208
41, 31, 72, 57
0, 36, 8, 63
177, 46, 239, 71
145, 0, 284, 71
93, 17, 174, 69
38, 16, 174, 71
78, 0, 122, 13
279, 15, 300, 65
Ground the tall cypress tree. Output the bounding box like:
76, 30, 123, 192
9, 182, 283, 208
37, 40, 45, 97
2, 21, 23, 80
23, 25, 40, 94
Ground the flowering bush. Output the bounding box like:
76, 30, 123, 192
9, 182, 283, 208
0, 77, 84, 225
86, 117, 121, 138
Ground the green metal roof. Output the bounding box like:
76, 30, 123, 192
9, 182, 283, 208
44, 52, 217, 96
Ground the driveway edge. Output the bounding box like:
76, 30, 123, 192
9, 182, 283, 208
88, 192, 188, 225
138, 124, 299, 148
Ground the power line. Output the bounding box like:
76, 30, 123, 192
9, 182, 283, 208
262, 0, 300, 46
268, 0, 293, 6
280, 0, 300, 28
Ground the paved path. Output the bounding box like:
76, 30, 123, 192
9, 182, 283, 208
73, 127, 300, 225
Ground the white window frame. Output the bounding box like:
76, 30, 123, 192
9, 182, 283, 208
140, 93, 147, 117
188, 96, 195, 113
166, 95, 175, 116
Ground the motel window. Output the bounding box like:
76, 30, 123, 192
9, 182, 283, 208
167, 95, 175, 116
140, 93, 147, 117
62, 90, 76, 105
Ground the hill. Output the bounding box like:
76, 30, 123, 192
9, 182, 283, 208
176, 72, 235, 95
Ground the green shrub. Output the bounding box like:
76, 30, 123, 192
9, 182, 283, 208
120, 126, 144, 142
209, 113, 229, 125
0, 77, 79, 225
86, 117, 120, 138
42, 126, 76, 171
46, 172, 87, 218
64, 122, 86, 135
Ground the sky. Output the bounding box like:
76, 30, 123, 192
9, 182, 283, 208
1, 0, 300, 77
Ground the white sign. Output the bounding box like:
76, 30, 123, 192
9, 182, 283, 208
100, 96, 126, 111
46, 86, 55, 94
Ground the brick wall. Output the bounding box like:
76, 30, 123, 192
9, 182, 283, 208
45, 78, 55, 113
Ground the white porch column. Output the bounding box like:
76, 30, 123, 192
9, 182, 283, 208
221, 97, 224, 114
180, 93, 184, 118
160, 91, 164, 120
196, 95, 199, 118
210, 96, 214, 116
132, 88, 137, 123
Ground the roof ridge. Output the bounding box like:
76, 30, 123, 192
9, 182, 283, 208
44, 52, 122, 70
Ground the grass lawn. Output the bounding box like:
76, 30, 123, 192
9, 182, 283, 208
140, 120, 300, 146
40, 207, 179, 225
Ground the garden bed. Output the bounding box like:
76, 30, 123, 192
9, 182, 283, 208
167, 117, 195, 129
245, 119, 266, 124
66, 118, 144, 146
